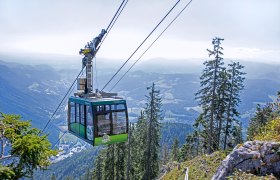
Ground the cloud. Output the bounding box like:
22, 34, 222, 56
0, 0, 279, 65
225, 47, 280, 62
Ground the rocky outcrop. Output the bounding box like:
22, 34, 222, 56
212, 141, 280, 180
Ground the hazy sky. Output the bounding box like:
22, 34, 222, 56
0, 0, 280, 65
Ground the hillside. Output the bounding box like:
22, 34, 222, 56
163, 118, 280, 179
163, 151, 228, 180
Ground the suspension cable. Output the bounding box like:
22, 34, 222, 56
40, 68, 84, 135
43, 77, 77, 133
52, 131, 67, 149
110, 0, 194, 91
100, 0, 128, 47
101, 0, 182, 91
106, 0, 127, 32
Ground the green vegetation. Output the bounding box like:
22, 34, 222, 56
163, 151, 229, 180
254, 118, 280, 142
0, 113, 57, 179
247, 92, 280, 141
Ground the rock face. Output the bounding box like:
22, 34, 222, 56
212, 141, 280, 180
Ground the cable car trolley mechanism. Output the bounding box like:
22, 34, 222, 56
67, 29, 129, 146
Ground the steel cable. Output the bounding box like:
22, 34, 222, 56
110, 0, 194, 91
101, 0, 182, 91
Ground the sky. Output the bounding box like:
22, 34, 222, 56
0, 0, 280, 66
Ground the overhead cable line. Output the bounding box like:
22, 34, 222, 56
100, 0, 128, 47
101, 0, 182, 91
52, 131, 67, 149
110, 0, 194, 91
40, 68, 84, 135
40, 0, 127, 135
43, 79, 78, 133
106, 0, 127, 32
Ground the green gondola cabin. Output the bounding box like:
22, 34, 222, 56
67, 97, 129, 146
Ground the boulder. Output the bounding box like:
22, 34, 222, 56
212, 141, 280, 180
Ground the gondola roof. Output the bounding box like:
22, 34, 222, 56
69, 96, 126, 106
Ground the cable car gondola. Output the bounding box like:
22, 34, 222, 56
67, 29, 129, 146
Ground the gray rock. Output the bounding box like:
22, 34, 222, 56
212, 141, 280, 180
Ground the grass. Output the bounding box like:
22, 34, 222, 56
94, 134, 128, 146
163, 151, 229, 180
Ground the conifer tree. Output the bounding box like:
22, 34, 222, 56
195, 37, 225, 154
223, 62, 245, 149
142, 83, 162, 180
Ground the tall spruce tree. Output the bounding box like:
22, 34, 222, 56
195, 37, 225, 154
142, 83, 162, 180
223, 62, 245, 149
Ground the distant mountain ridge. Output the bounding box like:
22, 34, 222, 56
0, 59, 279, 142
1, 59, 280, 179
